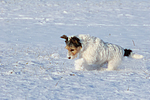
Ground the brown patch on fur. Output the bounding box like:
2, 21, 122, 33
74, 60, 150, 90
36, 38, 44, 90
65, 45, 82, 56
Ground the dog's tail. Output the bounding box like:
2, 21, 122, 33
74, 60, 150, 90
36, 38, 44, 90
124, 49, 143, 59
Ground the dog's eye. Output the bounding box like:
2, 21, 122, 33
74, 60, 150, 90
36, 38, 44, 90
70, 49, 74, 52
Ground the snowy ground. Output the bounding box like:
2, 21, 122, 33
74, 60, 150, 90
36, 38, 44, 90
0, 0, 150, 99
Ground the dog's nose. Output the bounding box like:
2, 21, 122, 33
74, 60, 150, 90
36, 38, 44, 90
68, 57, 71, 59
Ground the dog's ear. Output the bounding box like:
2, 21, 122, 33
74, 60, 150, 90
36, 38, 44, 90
60, 35, 68, 43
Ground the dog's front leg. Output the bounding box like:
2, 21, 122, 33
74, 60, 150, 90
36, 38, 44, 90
74, 58, 86, 70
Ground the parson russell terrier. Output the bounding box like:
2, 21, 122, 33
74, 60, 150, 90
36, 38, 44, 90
61, 34, 143, 71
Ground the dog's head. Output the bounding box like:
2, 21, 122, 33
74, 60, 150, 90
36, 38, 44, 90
61, 35, 82, 59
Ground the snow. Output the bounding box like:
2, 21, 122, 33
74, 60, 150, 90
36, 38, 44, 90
0, 0, 150, 99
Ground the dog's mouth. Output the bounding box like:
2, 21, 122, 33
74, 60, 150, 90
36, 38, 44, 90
67, 55, 77, 59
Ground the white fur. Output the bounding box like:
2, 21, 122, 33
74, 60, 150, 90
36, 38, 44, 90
67, 34, 143, 71
130, 53, 143, 59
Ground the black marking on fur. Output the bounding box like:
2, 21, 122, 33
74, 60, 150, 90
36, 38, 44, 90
61, 35, 82, 47
67, 36, 82, 47
124, 49, 132, 57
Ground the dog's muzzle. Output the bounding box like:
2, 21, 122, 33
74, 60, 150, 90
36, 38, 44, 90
68, 57, 71, 59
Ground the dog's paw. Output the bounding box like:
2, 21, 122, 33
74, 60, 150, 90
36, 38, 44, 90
74, 58, 85, 70
74, 61, 83, 70
105, 68, 113, 71
105, 67, 117, 71
75, 66, 83, 70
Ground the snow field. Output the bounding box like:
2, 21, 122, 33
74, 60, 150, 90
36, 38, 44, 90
0, 0, 150, 100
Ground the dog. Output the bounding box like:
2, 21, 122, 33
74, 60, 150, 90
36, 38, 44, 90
61, 34, 143, 71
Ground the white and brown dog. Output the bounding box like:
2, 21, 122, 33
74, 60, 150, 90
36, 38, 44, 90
61, 34, 143, 71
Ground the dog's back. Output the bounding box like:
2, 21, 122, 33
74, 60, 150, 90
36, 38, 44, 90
76, 35, 123, 67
